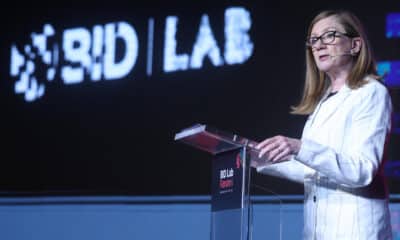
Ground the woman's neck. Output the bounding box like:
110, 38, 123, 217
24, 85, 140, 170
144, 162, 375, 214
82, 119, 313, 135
329, 77, 346, 92
326, 65, 352, 92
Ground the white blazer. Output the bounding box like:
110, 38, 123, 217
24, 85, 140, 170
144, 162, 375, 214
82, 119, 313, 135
258, 77, 393, 240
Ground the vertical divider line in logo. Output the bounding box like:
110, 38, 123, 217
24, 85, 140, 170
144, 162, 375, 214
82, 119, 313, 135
146, 18, 155, 76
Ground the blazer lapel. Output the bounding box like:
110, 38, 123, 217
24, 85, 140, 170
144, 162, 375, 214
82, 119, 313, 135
310, 84, 352, 130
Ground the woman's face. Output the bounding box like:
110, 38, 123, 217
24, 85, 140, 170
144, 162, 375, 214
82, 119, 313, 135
309, 16, 354, 74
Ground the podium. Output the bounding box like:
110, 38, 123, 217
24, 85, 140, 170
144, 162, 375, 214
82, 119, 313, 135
174, 124, 272, 240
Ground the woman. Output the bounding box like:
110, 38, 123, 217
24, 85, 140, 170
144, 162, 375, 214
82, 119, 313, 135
254, 10, 393, 239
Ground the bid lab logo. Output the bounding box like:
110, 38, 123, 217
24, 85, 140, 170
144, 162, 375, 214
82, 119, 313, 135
219, 167, 234, 191
9, 6, 254, 102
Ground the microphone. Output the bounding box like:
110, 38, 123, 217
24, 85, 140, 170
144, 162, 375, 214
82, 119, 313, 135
329, 51, 353, 59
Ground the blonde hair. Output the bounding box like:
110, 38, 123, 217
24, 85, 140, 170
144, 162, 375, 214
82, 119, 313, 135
291, 10, 381, 115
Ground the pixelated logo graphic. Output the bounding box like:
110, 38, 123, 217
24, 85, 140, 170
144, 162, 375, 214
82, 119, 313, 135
10, 21, 140, 102
10, 24, 57, 102
378, 13, 400, 88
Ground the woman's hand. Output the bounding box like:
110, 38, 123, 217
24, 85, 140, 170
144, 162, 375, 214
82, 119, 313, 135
256, 135, 302, 163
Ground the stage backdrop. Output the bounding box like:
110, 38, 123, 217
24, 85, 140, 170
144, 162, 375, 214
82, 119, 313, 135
0, 0, 399, 196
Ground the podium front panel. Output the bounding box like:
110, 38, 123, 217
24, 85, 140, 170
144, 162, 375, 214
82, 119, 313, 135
210, 147, 251, 240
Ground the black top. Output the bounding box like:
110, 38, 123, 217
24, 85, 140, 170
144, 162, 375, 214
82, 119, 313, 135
326, 91, 338, 99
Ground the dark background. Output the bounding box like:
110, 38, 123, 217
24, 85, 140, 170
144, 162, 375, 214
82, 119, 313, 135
0, 0, 399, 196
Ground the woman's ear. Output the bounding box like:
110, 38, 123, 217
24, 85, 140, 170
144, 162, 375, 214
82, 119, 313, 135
351, 37, 362, 55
